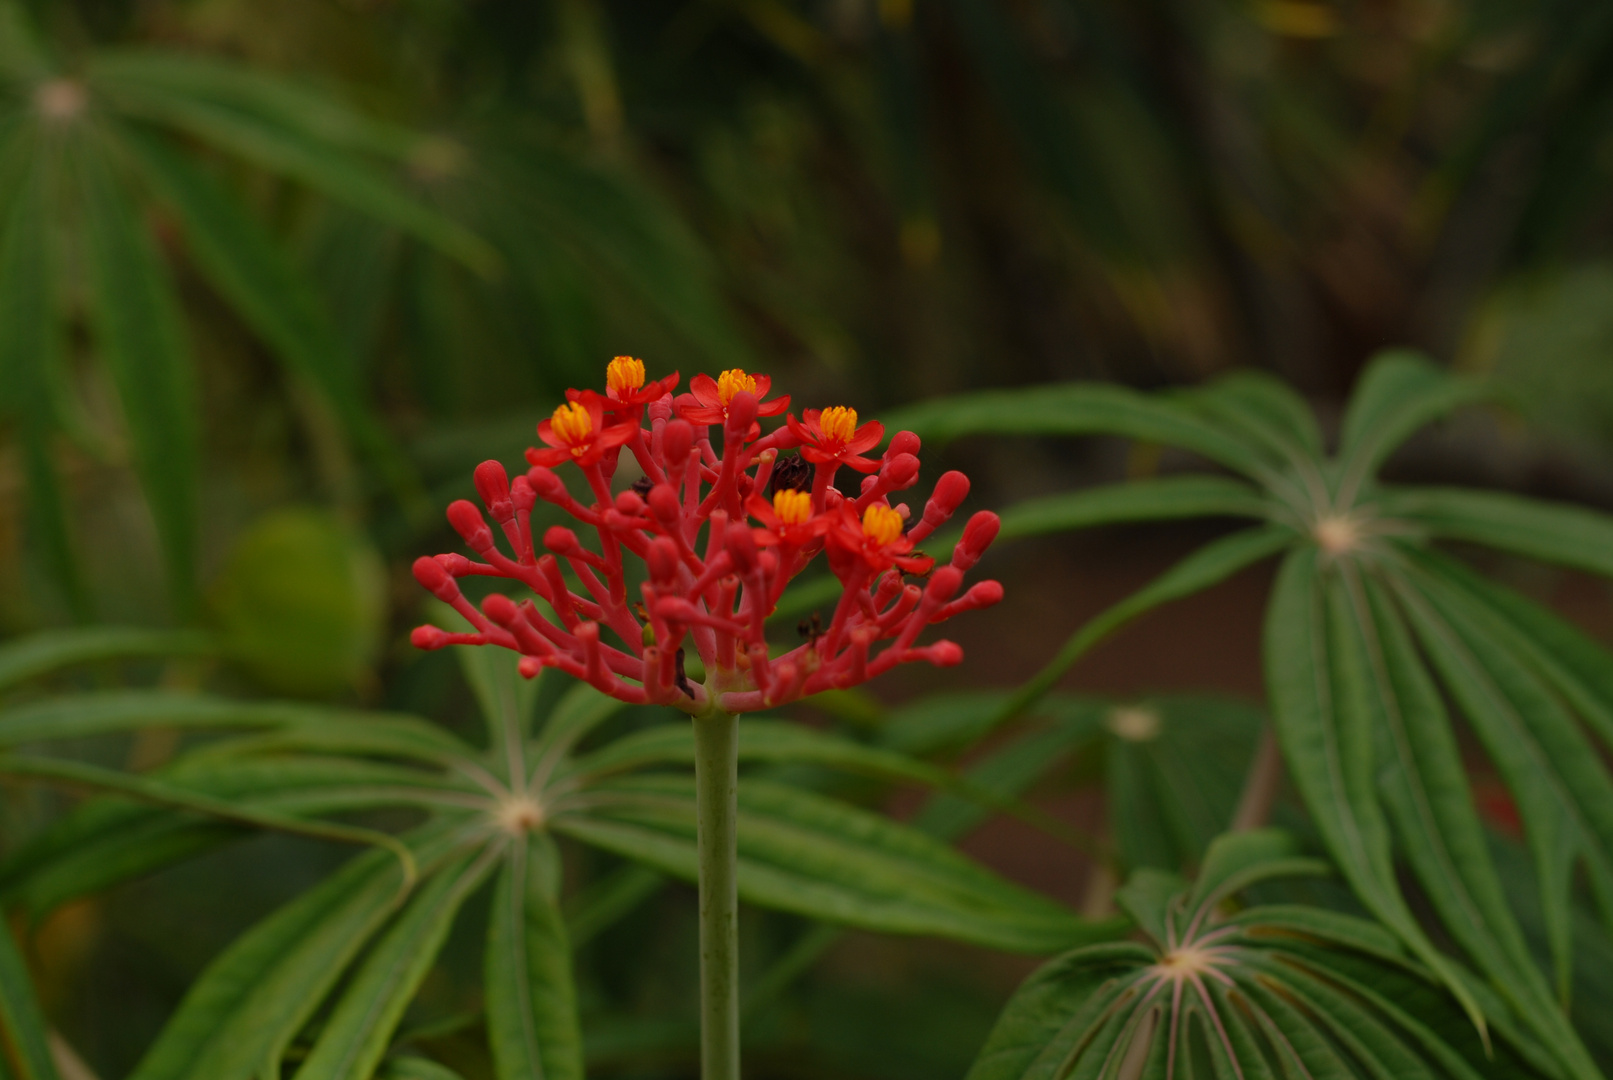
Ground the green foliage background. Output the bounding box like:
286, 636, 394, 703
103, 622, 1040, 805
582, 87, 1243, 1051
3, 0, 1613, 1077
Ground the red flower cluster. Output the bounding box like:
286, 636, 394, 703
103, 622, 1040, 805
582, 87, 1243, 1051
410, 358, 1003, 714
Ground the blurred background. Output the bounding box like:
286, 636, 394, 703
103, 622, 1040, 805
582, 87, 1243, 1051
3, 0, 1613, 1075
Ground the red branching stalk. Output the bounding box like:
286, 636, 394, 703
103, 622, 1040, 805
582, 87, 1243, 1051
410, 359, 1004, 715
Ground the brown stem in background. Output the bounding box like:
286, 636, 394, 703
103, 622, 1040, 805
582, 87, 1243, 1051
1230, 725, 1283, 832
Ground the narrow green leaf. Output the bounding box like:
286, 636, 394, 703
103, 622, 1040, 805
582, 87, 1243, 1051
378, 1059, 466, 1080
293, 846, 497, 1080
1339, 566, 1581, 1063
1184, 370, 1324, 462
1406, 547, 1613, 746
555, 776, 1120, 953
0, 628, 214, 692
89, 57, 496, 274
1377, 485, 1613, 578
1263, 548, 1486, 1031
449, 626, 539, 777
918, 717, 1101, 840
129, 820, 469, 1080
988, 525, 1292, 742
1335, 351, 1488, 500
0, 690, 470, 758
486, 833, 583, 1080
992, 476, 1273, 544
881, 382, 1275, 482
1183, 829, 1326, 926
0, 921, 58, 1080
0, 0, 49, 83
74, 135, 199, 611
963, 946, 1153, 1080
527, 682, 629, 787
0, 754, 419, 880
563, 862, 662, 947
119, 128, 418, 506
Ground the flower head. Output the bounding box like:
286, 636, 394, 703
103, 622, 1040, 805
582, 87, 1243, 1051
412, 358, 1001, 714
788, 406, 885, 473
528, 391, 636, 468
683, 368, 790, 427
599, 355, 679, 407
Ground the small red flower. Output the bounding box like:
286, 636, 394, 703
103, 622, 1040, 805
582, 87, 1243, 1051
827, 501, 933, 576
527, 391, 636, 467
594, 356, 679, 409
788, 406, 885, 473
681, 369, 790, 426
748, 488, 829, 548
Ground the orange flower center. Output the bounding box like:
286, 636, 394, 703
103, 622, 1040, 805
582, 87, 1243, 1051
819, 406, 857, 445
716, 368, 757, 405
551, 401, 594, 452
861, 503, 903, 546
606, 356, 646, 396
773, 488, 812, 526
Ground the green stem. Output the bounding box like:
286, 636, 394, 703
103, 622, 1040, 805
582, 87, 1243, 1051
693, 706, 740, 1080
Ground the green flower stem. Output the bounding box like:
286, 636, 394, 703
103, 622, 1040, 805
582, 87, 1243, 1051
693, 705, 741, 1080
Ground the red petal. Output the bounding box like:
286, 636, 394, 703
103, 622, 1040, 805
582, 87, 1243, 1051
752, 374, 772, 398
841, 453, 882, 473
757, 394, 790, 417
535, 419, 566, 450
689, 373, 720, 407
525, 446, 571, 467
598, 423, 637, 449
846, 421, 885, 454
681, 405, 724, 425
800, 445, 837, 465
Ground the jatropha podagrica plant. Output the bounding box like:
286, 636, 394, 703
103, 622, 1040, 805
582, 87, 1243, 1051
408, 357, 1002, 1080
408, 358, 1003, 713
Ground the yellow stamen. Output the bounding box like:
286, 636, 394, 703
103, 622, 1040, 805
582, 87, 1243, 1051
773, 489, 812, 526
862, 503, 903, 546
551, 401, 594, 452
606, 356, 646, 396
716, 368, 757, 405
819, 406, 858, 445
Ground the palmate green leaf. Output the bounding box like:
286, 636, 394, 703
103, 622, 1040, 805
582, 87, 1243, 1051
88, 54, 497, 275
293, 846, 498, 1080
0, 918, 58, 1080
129, 818, 474, 1080
118, 128, 417, 505
0, 627, 214, 693
966, 833, 1551, 1080
526, 681, 630, 786
0, 0, 49, 84
73, 132, 199, 611
1182, 369, 1325, 463
485, 833, 583, 1080
554, 775, 1120, 953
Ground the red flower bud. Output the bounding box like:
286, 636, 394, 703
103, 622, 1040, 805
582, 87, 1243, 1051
474, 460, 511, 515
662, 420, 694, 467
525, 466, 567, 501
411, 625, 450, 649
413, 555, 458, 599
726, 521, 759, 575
510, 475, 537, 512
725, 390, 758, 433
966, 580, 1004, 608
482, 592, 520, 626
882, 453, 920, 489
648, 483, 681, 525
447, 500, 494, 552
887, 430, 921, 458
616, 489, 646, 514
518, 656, 544, 679
544, 526, 582, 555
930, 471, 970, 514
954, 511, 1000, 570
925, 566, 964, 604
435, 553, 472, 576
646, 537, 679, 583
926, 640, 964, 666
